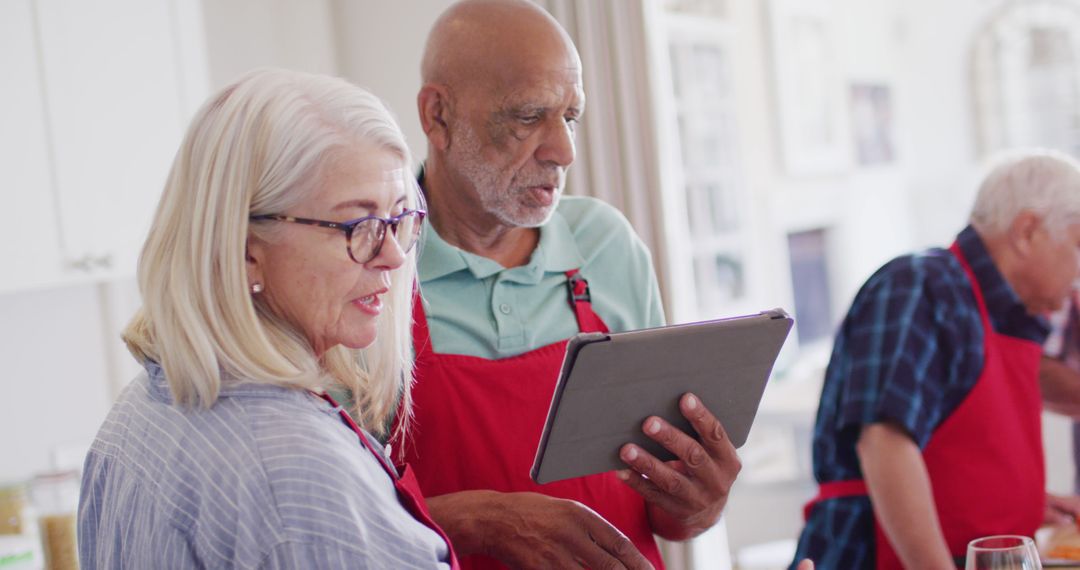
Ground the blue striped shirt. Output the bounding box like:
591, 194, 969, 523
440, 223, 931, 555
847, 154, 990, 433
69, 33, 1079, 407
792, 226, 1049, 569
78, 362, 451, 569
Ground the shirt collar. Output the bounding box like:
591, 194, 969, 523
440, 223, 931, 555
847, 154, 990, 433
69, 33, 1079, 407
416, 167, 584, 283
144, 360, 315, 404
956, 225, 1050, 342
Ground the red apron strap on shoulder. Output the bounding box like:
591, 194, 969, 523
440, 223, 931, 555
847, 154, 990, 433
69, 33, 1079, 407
564, 269, 609, 334
947, 243, 993, 330
411, 287, 434, 357
316, 391, 461, 569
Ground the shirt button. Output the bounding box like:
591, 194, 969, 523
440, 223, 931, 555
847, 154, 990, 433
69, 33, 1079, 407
499, 303, 512, 315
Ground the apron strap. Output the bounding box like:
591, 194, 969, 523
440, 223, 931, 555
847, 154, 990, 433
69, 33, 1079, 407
565, 269, 609, 334
412, 269, 611, 355
316, 392, 397, 476
948, 242, 993, 333
316, 391, 461, 569
411, 284, 434, 359
803, 479, 868, 520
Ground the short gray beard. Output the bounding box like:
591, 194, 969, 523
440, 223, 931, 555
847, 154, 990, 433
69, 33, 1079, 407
448, 121, 560, 228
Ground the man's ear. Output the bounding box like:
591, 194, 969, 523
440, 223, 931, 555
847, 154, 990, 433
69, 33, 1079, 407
418, 84, 452, 152
1006, 210, 1042, 257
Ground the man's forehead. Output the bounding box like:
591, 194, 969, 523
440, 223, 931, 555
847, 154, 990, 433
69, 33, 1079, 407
495, 70, 584, 108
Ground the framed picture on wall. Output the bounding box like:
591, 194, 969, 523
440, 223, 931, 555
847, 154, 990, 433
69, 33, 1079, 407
787, 228, 834, 346
850, 83, 895, 166
767, 0, 850, 175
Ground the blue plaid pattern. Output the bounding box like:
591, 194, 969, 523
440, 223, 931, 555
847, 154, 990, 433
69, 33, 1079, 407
791, 226, 1048, 569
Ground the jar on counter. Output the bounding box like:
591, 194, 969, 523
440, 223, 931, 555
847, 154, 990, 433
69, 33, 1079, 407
29, 471, 79, 570
0, 534, 40, 570
0, 484, 27, 536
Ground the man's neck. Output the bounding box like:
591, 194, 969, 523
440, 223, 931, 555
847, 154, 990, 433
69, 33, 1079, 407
975, 225, 1025, 303
423, 160, 540, 268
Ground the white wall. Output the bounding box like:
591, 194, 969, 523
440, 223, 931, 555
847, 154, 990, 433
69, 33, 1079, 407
332, 0, 455, 164
896, 0, 997, 248
830, 0, 913, 302
200, 0, 340, 89
197, 0, 449, 161
0, 284, 114, 481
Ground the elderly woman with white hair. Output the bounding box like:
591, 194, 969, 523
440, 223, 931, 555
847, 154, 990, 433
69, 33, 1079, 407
794, 149, 1080, 570
77, 68, 459, 569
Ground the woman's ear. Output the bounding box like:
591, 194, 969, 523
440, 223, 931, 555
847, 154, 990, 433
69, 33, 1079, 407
1006, 210, 1043, 258
418, 84, 452, 151
246, 235, 266, 292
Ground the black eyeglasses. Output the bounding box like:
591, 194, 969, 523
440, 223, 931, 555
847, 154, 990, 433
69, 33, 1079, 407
250, 209, 426, 264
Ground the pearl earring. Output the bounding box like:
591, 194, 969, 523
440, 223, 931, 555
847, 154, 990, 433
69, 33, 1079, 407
251, 283, 264, 294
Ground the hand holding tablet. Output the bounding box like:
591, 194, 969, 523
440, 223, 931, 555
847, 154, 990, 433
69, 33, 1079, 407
531, 309, 793, 485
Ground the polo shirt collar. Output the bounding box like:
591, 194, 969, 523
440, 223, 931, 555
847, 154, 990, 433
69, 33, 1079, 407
417, 210, 585, 283
416, 157, 583, 282
416, 223, 472, 281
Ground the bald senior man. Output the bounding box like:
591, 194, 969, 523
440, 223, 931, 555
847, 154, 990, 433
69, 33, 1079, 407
396, 1, 741, 569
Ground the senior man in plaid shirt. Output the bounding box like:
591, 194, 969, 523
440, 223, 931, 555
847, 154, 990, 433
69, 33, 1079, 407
794, 149, 1080, 570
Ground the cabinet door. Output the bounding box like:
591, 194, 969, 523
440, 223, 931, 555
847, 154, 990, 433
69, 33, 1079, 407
36, 0, 188, 278
0, 0, 65, 294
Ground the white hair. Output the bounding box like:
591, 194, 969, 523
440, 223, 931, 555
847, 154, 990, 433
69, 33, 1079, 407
970, 148, 1080, 238
123, 68, 419, 439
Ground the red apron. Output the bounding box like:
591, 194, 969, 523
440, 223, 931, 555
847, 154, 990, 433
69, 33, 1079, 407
401, 270, 665, 570
803, 242, 1045, 569
317, 392, 461, 570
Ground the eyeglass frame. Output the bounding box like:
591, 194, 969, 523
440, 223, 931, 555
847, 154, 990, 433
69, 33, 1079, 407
249, 209, 426, 264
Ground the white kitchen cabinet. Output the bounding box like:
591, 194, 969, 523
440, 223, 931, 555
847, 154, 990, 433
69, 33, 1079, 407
35, 0, 206, 280
0, 0, 208, 295
0, 0, 65, 293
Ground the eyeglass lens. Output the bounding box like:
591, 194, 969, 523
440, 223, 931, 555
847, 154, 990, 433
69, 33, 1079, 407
351, 212, 423, 262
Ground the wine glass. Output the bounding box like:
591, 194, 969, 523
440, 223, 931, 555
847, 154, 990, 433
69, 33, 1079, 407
966, 535, 1042, 570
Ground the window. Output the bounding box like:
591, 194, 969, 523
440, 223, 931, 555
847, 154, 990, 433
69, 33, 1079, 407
664, 8, 755, 319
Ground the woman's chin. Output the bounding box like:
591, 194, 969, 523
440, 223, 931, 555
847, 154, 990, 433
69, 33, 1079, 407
340, 331, 379, 351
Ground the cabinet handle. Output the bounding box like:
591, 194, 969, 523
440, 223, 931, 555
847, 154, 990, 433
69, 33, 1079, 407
66, 253, 113, 272
66, 255, 92, 271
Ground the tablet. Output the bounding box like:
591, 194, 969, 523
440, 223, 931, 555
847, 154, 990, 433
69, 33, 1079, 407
530, 309, 793, 485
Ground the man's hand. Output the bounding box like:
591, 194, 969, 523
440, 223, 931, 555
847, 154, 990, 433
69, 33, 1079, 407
616, 393, 741, 540
426, 490, 654, 570
796, 560, 815, 570
1045, 492, 1080, 526
1040, 356, 1080, 417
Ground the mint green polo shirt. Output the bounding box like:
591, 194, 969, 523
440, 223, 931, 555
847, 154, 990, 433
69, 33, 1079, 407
417, 196, 666, 359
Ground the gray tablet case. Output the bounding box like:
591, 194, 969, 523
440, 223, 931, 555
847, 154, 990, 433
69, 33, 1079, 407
530, 308, 793, 485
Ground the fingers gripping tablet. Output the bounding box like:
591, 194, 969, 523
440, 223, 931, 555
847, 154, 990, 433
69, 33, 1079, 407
531, 309, 793, 484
